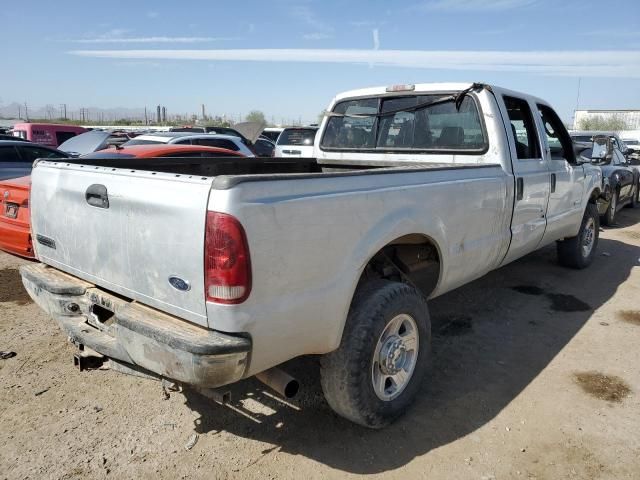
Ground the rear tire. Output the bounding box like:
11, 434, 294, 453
602, 190, 618, 226
557, 203, 599, 269
320, 280, 431, 429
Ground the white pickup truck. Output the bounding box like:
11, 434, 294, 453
21, 83, 604, 428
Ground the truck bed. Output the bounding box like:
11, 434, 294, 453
48, 156, 498, 190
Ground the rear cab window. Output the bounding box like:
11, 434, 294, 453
320, 94, 486, 152
277, 129, 317, 146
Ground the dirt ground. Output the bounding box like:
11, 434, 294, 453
1, 208, 640, 480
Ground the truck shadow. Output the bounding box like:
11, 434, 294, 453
183, 218, 640, 474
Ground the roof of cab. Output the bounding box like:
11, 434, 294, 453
332, 82, 476, 102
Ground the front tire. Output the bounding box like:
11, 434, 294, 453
602, 190, 618, 226
629, 182, 638, 208
557, 203, 599, 269
320, 280, 431, 428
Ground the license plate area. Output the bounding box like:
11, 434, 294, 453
4, 202, 18, 219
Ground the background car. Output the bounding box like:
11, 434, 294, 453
579, 136, 639, 225
254, 137, 275, 157
274, 127, 318, 157
10, 122, 87, 147
122, 132, 256, 157
0, 144, 244, 258
261, 127, 284, 143
0, 140, 69, 181
169, 126, 245, 138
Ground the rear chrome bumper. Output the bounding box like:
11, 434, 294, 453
20, 263, 250, 388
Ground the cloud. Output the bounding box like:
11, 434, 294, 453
68, 48, 640, 78
373, 29, 380, 50
146, 11, 159, 18
349, 20, 386, 28
72, 36, 235, 44
580, 29, 640, 39
303, 32, 332, 40
290, 4, 331, 32
415, 0, 537, 12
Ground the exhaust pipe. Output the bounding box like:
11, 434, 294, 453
256, 367, 300, 399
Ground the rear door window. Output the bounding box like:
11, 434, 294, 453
321, 94, 486, 151
19, 146, 67, 162
0, 146, 20, 162
503, 96, 541, 160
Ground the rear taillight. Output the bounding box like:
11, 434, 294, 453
204, 211, 251, 304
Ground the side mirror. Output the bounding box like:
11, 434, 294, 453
591, 135, 612, 161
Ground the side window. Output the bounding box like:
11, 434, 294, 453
503, 96, 540, 160
537, 104, 576, 163
196, 139, 240, 151
20, 147, 67, 162
173, 139, 192, 145
0, 146, 19, 162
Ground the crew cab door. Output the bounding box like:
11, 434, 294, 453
498, 95, 550, 265
536, 103, 585, 243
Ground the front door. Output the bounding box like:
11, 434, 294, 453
536, 103, 585, 243
498, 95, 550, 265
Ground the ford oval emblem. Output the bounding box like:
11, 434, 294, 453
168, 276, 191, 292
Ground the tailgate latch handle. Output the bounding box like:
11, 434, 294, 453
85, 184, 109, 209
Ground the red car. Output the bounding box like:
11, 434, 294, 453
0, 144, 243, 258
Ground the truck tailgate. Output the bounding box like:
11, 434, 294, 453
30, 161, 213, 326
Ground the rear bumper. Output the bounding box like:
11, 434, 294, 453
0, 220, 33, 258
20, 263, 250, 388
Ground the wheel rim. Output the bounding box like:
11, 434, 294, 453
371, 313, 419, 401
582, 217, 596, 258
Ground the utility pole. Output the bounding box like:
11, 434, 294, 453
17, 105, 21, 119
24, 102, 29, 121
60, 103, 67, 120
144, 107, 148, 125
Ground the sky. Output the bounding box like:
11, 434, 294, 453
1, 0, 639, 124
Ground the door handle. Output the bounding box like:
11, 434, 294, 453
550, 173, 556, 193
85, 184, 109, 209
516, 177, 524, 201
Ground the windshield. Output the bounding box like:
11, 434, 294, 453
58, 131, 111, 155
321, 94, 486, 151
277, 128, 317, 146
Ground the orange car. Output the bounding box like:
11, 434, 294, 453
0, 144, 244, 259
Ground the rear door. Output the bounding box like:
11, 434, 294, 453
498, 95, 550, 265
30, 162, 214, 326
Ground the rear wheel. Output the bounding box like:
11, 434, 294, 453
557, 203, 599, 269
320, 280, 431, 428
602, 190, 618, 226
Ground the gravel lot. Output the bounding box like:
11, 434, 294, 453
1, 208, 639, 480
